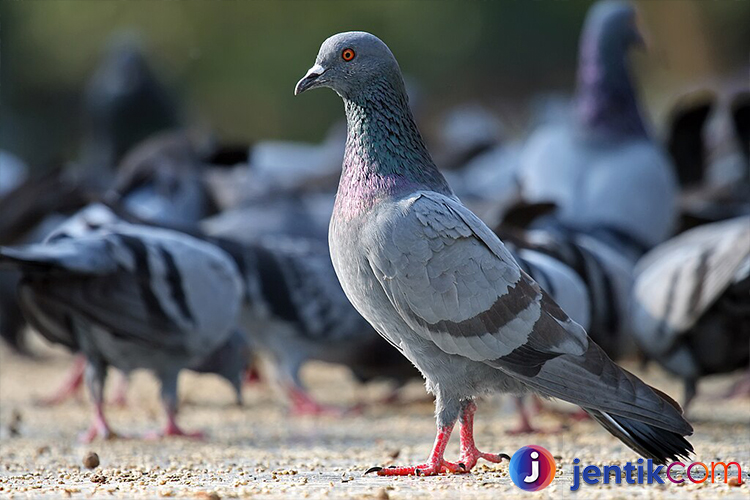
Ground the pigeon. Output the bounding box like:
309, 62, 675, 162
211, 235, 419, 414
516, 0, 679, 262
295, 31, 693, 474
107, 130, 220, 229
674, 89, 750, 233
78, 33, 179, 180
0, 212, 245, 441
666, 90, 716, 189
630, 216, 750, 408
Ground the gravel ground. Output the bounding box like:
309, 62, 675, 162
1, 338, 748, 499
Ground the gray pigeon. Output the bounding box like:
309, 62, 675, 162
108, 130, 220, 229
78, 33, 179, 180
630, 216, 750, 408
295, 31, 693, 474
516, 0, 678, 262
0, 212, 245, 441
211, 235, 419, 414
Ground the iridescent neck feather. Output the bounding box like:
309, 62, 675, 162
335, 77, 452, 219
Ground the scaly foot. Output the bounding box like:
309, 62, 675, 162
457, 447, 510, 470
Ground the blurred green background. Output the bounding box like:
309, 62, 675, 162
2, 0, 748, 167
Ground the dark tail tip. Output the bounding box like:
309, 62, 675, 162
588, 410, 694, 464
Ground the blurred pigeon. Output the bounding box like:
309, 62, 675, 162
517, 0, 679, 261
665, 90, 716, 189
107, 130, 220, 229
669, 89, 750, 233
79, 34, 179, 178
630, 216, 750, 408
212, 235, 419, 414
434, 103, 504, 172
296, 31, 692, 473
0, 214, 245, 441
0, 168, 90, 353
201, 193, 333, 243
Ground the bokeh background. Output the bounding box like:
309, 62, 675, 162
2, 0, 749, 169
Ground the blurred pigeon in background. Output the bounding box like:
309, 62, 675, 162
0, 212, 245, 441
296, 30, 693, 474
208, 235, 419, 414
201, 194, 333, 243
666, 90, 716, 190
107, 130, 220, 229
76, 33, 179, 186
630, 216, 750, 409
670, 88, 750, 232
517, 0, 678, 263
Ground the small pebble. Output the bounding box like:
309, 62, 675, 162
83, 452, 100, 469
196, 492, 220, 500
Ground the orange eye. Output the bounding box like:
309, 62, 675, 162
341, 48, 356, 62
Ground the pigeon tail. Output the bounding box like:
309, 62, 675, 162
586, 409, 693, 464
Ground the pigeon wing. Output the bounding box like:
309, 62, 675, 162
368, 192, 690, 434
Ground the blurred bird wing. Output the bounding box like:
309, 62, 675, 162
0, 237, 118, 275
368, 191, 589, 364
634, 215, 750, 336
17, 228, 240, 355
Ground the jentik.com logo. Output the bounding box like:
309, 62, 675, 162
509, 445, 556, 491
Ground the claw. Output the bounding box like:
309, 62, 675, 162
364, 466, 383, 475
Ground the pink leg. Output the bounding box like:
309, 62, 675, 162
161, 410, 205, 439
288, 387, 363, 416
79, 402, 117, 443
38, 355, 86, 406
507, 397, 538, 434
367, 425, 464, 476
507, 397, 565, 434
457, 401, 510, 470
143, 408, 205, 440
143, 382, 205, 440
110, 373, 129, 407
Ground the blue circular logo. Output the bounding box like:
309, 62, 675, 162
508, 445, 556, 491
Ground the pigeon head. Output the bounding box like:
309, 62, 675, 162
575, 0, 647, 136
584, 0, 644, 55
296, 31, 452, 214
295, 31, 404, 99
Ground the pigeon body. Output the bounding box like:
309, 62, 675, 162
296, 30, 692, 472
0, 213, 245, 439
517, 0, 678, 260
630, 216, 750, 407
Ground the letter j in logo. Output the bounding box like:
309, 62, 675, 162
509, 445, 556, 491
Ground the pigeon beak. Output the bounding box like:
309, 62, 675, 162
295, 64, 327, 95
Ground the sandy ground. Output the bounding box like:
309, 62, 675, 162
1, 338, 748, 500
